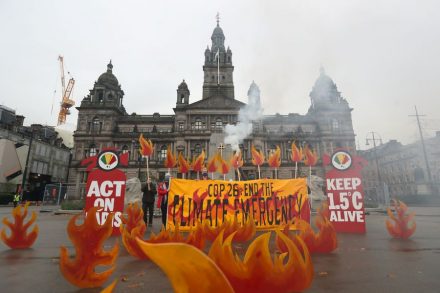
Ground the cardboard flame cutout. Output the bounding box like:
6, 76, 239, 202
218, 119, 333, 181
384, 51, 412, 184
202, 216, 256, 243
120, 203, 148, 259
164, 145, 177, 169
231, 151, 244, 181
303, 146, 318, 166
192, 150, 206, 173
1, 202, 39, 249
101, 279, 118, 293
209, 231, 314, 293
386, 199, 416, 239
217, 153, 230, 176
251, 145, 265, 166
290, 142, 303, 162
251, 145, 265, 179
136, 230, 313, 293
139, 134, 154, 157
135, 238, 234, 293
267, 146, 281, 168
59, 207, 119, 288
276, 203, 338, 254
207, 154, 218, 177
231, 151, 244, 169
177, 152, 190, 175
146, 222, 205, 250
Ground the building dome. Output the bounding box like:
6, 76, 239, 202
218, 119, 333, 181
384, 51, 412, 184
97, 61, 119, 87
212, 24, 224, 37
178, 79, 188, 90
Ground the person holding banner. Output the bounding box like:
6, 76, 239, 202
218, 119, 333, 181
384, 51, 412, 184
157, 173, 171, 227
142, 177, 156, 227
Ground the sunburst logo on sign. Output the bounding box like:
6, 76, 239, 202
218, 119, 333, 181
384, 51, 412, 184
331, 151, 352, 171
98, 151, 119, 171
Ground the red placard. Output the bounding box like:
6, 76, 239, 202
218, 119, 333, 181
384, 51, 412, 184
82, 149, 128, 235
323, 149, 367, 234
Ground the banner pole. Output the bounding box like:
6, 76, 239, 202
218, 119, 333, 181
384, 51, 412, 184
258, 165, 261, 179
146, 156, 149, 179
295, 161, 297, 178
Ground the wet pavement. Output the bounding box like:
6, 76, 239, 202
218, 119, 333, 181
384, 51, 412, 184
0, 205, 439, 293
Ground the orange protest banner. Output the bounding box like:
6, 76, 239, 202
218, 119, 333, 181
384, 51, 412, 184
167, 178, 309, 230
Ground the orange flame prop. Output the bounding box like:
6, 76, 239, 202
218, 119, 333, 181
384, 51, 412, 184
276, 213, 338, 254
207, 154, 218, 178
136, 230, 313, 293
217, 153, 230, 179
386, 199, 416, 239
251, 145, 264, 166
136, 238, 234, 293
251, 145, 264, 179
192, 150, 206, 173
146, 223, 205, 250
1, 202, 38, 249
291, 142, 302, 178
121, 207, 205, 260
59, 207, 119, 288
231, 151, 244, 181
209, 231, 314, 293
303, 146, 318, 166
290, 142, 303, 162
178, 152, 190, 176
164, 145, 177, 169
202, 216, 256, 243
230, 151, 243, 169
267, 146, 281, 168
101, 279, 118, 293
138, 133, 153, 157
120, 203, 148, 259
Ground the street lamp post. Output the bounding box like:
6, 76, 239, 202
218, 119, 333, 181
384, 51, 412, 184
366, 132, 384, 207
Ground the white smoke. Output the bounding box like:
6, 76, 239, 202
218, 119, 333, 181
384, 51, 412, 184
224, 82, 264, 151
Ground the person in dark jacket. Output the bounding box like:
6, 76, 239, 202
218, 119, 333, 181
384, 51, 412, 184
157, 173, 171, 227
141, 177, 156, 227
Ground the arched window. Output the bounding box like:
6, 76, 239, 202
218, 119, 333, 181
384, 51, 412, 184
194, 118, 203, 130
215, 118, 223, 129
89, 144, 97, 157
180, 94, 185, 103
92, 117, 101, 134
159, 145, 168, 160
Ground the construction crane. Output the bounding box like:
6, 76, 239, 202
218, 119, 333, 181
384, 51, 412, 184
57, 55, 75, 125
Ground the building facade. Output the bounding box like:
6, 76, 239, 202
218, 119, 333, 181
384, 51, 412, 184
360, 133, 440, 202
0, 105, 71, 201
68, 21, 356, 198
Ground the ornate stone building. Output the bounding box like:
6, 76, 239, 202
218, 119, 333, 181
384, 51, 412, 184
68, 21, 356, 198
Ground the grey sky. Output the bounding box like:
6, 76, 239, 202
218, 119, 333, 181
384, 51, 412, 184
1, 0, 439, 149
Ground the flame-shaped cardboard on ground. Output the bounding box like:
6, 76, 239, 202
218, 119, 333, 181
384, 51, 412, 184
386, 199, 416, 239
1, 202, 39, 249
136, 230, 313, 293
208, 230, 313, 293
120, 202, 148, 259
276, 211, 338, 254
201, 216, 256, 243
59, 207, 119, 288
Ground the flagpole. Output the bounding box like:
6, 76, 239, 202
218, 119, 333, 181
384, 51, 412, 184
217, 49, 220, 85
295, 161, 297, 178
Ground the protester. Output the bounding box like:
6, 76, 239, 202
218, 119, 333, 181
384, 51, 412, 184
202, 168, 209, 180
12, 192, 20, 208
141, 177, 156, 227
157, 173, 171, 227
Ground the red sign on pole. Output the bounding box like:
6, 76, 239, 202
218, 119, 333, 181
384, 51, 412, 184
82, 149, 128, 235
323, 149, 367, 234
